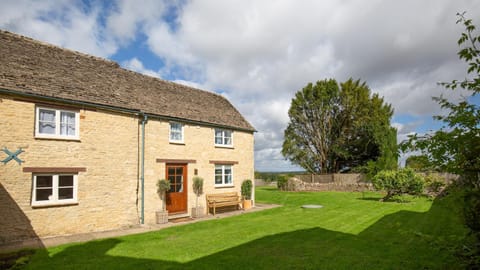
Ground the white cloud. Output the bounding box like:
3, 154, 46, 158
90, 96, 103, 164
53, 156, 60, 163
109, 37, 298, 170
105, 0, 167, 43
122, 57, 162, 78
0, 0, 118, 57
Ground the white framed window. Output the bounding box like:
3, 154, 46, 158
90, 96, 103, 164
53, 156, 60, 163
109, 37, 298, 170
215, 164, 233, 187
169, 122, 184, 143
214, 129, 233, 147
35, 106, 80, 140
32, 174, 78, 206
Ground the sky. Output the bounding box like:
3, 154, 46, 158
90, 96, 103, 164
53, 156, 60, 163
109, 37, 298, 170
1, 0, 479, 172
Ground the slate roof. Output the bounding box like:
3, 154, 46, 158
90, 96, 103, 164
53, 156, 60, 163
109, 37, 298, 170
0, 30, 255, 132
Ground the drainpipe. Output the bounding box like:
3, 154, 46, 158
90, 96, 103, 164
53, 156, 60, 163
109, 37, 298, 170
140, 114, 148, 224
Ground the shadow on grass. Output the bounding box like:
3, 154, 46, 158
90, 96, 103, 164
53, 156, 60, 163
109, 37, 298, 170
357, 196, 414, 203
26, 193, 466, 270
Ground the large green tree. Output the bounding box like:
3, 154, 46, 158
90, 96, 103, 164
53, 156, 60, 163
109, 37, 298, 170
282, 78, 397, 173
401, 13, 479, 187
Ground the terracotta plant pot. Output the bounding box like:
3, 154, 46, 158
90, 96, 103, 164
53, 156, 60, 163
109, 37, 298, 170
243, 199, 252, 210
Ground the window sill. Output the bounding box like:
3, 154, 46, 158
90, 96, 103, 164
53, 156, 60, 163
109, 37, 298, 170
32, 202, 78, 208
169, 141, 185, 145
35, 135, 80, 142
215, 185, 235, 189
215, 145, 234, 149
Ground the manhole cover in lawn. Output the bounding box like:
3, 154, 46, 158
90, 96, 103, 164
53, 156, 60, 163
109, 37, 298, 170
301, 204, 323, 209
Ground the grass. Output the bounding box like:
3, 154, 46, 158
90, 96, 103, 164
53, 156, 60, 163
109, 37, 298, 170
18, 187, 468, 269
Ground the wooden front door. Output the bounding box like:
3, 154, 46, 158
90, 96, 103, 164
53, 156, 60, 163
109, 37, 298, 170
166, 164, 188, 214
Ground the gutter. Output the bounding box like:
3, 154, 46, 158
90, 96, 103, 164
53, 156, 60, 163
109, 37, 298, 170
0, 88, 141, 115
140, 114, 148, 224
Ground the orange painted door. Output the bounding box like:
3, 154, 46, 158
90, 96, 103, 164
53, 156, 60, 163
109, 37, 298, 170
166, 164, 188, 214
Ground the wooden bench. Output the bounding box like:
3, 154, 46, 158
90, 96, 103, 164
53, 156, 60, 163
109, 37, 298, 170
206, 192, 242, 215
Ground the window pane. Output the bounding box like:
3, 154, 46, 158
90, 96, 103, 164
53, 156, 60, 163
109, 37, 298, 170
224, 137, 232, 145
36, 188, 52, 201
58, 187, 73, 199
60, 111, 76, 136
39, 109, 56, 134
225, 174, 232, 184
215, 129, 223, 144
171, 132, 181, 141
175, 167, 183, 174
215, 175, 223, 185
170, 123, 183, 141
59, 175, 73, 187
176, 181, 183, 192
215, 168, 222, 175
168, 168, 175, 175
36, 176, 52, 188
224, 166, 232, 175
171, 123, 181, 131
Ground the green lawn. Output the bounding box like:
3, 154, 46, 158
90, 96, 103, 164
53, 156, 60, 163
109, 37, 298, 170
22, 187, 468, 269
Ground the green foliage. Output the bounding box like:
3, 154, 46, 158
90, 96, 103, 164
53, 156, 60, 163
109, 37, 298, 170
405, 155, 436, 171
424, 174, 446, 194
372, 168, 424, 201
464, 189, 480, 233
282, 78, 397, 173
241, 179, 253, 200
192, 176, 204, 197
256, 172, 295, 183
276, 175, 289, 191
157, 179, 170, 194
0, 249, 35, 270
156, 179, 170, 211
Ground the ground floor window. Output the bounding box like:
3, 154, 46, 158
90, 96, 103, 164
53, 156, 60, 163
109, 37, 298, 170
215, 164, 233, 187
32, 174, 78, 206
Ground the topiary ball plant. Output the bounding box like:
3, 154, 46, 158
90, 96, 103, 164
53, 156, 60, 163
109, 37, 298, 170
157, 179, 170, 211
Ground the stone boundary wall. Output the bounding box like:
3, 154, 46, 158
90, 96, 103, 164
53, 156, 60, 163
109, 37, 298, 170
254, 179, 277, 187
289, 172, 457, 192
287, 174, 373, 192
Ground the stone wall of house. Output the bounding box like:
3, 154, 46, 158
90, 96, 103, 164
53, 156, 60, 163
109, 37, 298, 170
142, 120, 254, 224
0, 95, 140, 245
0, 94, 255, 245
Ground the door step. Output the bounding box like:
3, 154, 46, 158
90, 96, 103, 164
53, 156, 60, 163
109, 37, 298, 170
168, 213, 190, 220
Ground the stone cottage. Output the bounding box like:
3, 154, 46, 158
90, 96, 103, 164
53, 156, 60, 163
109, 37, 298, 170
0, 30, 255, 247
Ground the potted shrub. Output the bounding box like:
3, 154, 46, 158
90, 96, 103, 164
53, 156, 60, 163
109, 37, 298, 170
191, 176, 204, 218
241, 179, 253, 210
156, 179, 170, 224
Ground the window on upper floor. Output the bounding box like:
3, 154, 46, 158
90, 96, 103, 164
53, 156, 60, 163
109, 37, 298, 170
35, 106, 80, 140
214, 129, 233, 147
215, 164, 233, 187
169, 122, 184, 143
31, 174, 78, 207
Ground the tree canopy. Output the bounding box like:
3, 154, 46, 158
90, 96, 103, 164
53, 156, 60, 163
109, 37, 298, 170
282, 78, 397, 173
405, 155, 435, 172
